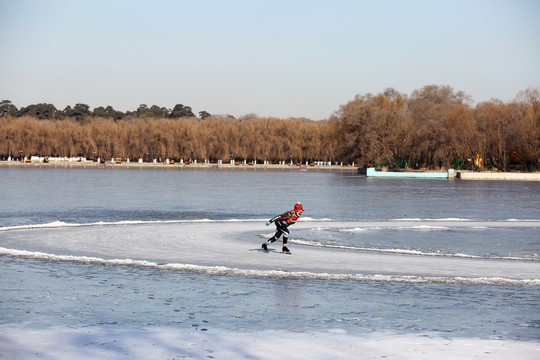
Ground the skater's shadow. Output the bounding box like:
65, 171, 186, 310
249, 248, 279, 253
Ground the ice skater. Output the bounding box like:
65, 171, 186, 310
262, 202, 304, 254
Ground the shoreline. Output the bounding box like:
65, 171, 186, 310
2, 161, 540, 180
0, 160, 356, 172
455, 170, 540, 181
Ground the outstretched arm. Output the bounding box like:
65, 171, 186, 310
266, 215, 279, 226
266, 212, 289, 226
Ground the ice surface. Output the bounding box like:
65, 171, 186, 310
1, 220, 539, 359
1, 328, 539, 360
2, 168, 539, 359
1, 220, 539, 285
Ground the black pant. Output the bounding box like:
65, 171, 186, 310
269, 223, 289, 245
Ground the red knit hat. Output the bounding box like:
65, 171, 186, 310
294, 202, 304, 212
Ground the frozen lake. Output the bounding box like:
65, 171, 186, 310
1, 167, 539, 359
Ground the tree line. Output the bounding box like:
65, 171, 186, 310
0, 114, 337, 164
334, 86, 539, 171
1, 85, 538, 170
0, 100, 209, 121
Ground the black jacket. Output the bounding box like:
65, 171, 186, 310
269, 210, 301, 228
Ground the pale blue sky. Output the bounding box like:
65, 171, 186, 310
1, 0, 539, 119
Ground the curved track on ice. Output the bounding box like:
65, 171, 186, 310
1, 220, 539, 285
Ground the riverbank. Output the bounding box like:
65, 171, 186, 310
2, 161, 540, 180
359, 167, 540, 181
0, 160, 356, 171
456, 170, 540, 181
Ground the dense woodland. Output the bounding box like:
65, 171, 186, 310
1, 85, 539, 171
